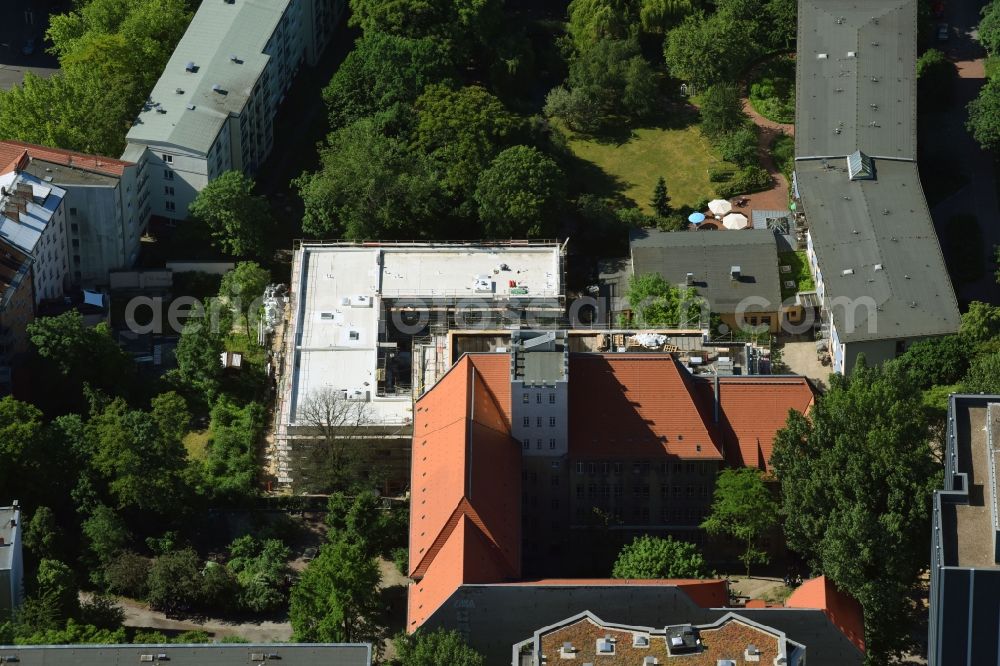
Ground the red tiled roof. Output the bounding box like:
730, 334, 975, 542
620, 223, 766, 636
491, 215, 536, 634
0, 140, 133, 178
408, 355, 521, 630
569, 355, 723, 461
705, 377, 815, 471
786, 576, 866, 653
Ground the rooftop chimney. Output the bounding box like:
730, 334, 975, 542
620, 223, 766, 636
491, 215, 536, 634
5, 202, 20, 223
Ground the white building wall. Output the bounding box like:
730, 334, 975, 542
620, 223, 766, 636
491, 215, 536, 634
32, 200, 69, 304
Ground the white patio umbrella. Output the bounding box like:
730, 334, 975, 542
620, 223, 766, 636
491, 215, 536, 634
708, 199, 733, 216
722, 212, 749, 230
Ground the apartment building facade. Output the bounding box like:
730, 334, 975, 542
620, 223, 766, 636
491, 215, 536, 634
0, 142, 142, 289
0, 502, 22, 621
122, 0, 343, 221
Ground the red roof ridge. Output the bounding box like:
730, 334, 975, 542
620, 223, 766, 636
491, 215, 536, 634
410, 500, 468, 579
0, 140, 133, 178
785, 576, 865, 653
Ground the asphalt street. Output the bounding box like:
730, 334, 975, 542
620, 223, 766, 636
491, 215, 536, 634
0, 0, 62, 90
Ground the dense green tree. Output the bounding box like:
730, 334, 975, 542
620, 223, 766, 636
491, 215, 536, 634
639, 0, 701, 34
701, 469, 777, 577
565, 38, 657, 123
625, 273, 704, 326
289, 538, 384, 645
414, 85, 519, 202
664, 13, 756, 91
296, 118, 446, 239
474, 146, 566, 238
566, 0, 640, 50
891, 336, 970, 390
717, 125, 759, 167
978, 0, 1000, 56
23, 507, 60, 561
27, 311, 133, 393
84, 399, 189, 514
963, 351, 1000, 393
0, 398, 51, 507
612, 535, 708, 578
916, 48, 957, 111
325, 491, 407, 560
188, 171, 270, 257
81, 505, 131, 569
147, 549, 203, 614
650, 176, 671, 217
173, 318, 225, 404
14, 619, 127, 646
393, 628, 485, 666
347, 0, 502, 53
967, 77, 1000, 152
763, 0, 797, 49
78, 595, 125, 632
543, 85, 604, 133
960, 301, 1000, 344
0, 0, 192, 156
200, 562, 241, 615
219, 262, 271, 339
203, 398, 264, 499
103, 551, 152, 599
226, 536, 291, 613
698, 83, 747, 141
36, 560, 80, 621
322, 33, 454, 129
771, 360, 940, 663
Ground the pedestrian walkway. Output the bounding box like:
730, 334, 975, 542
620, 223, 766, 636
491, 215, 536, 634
739, 97, 794, 214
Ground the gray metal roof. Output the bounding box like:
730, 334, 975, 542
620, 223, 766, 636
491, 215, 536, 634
0, 506, 17, 572
0, 644, 371, 666
795, 157, 960, 343
425, 584, 863, 666
124, 0, 290, 155
796, 0, 917, 160
630, 229, 782, 314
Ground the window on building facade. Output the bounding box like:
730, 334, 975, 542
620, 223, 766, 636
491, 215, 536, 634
576, 462, 584, 474
551, 475, 559, 487
549, 417, 556, 427
549, 438, 556, 449
536, 417, 543, 427
69, 207, 77, 216
162, 154, 172, 163
536, 393, 542, 404
536, 439, 543, 450
164, 170, 174, 181
164, 186, 174, 196
165, 201, 175, 212
549, 393, 556, 404
576, 485, 584, 498
522, 393, 529, 403
523, 417, 530, 427
523, 439, 530, 450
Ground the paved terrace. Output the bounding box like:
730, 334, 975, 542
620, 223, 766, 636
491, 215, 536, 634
950, 404, 1000, 568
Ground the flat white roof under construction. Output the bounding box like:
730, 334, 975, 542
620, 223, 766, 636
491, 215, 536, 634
282, 243, 563, 429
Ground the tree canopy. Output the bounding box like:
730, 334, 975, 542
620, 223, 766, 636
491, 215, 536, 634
393, 628, 485, 666
0, 0, 193, 156
770, 360, 940, 663
474, 146, 566, 238
322, 33, 455, 129
625, 273, 704, 326
967, 77, 1000, 152
612, 535, 708, 578
296, 118, 445, 239
700, 469, 777, 577
188, 171, 271, 257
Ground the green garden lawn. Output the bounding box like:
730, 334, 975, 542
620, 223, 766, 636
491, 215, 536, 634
564, 124, 734, 212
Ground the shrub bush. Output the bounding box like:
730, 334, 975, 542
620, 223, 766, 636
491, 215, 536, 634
715, 166, 772, 198
716, 126, 758, 168
708, 167, 736, 182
